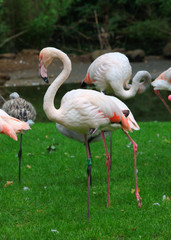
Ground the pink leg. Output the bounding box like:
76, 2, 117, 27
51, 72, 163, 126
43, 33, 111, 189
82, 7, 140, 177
101, 131, 111, 208
155, 90, 171, 113
84, 135, 91, 220
109, 131, 112, 170
123, 130, 142, 208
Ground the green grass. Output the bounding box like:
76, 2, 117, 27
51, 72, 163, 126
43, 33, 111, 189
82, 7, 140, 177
0, 122, 170, 239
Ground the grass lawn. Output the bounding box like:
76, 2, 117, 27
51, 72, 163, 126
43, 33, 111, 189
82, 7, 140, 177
0, 122, 170, 239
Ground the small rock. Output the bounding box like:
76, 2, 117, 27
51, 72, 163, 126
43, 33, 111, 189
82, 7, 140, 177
0, 73, 10, 86
69, 53, 92, 63
126, 49, 145, 62
91, 49, 111, 61
0, 53, 16, 59
112, 48, 126, 54
163, 42, 171, 58
20, 49, 39, 55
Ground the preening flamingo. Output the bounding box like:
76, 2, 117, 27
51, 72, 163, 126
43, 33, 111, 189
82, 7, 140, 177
39, 47, 142, 219
1, 92, 36, 183
82, 52, 152, 99
0, 109, 30, 140
81, 52, 151, 172
151, 67, 171, 113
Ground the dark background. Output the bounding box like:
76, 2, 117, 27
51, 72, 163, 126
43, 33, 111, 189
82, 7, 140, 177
0, 0, 170, 55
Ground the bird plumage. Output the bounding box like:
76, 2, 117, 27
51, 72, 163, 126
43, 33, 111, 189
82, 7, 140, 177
151, 67, 171, 113
39, 47, 141, 218
152, 67, 171, 91
82, 52, 151, 99
2, 92, 36, 123
56, 88, 134, 133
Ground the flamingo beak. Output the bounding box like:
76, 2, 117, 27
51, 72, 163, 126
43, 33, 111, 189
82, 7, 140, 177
39, 60, 49, 84
80, 80, 87, 88
42, 76, 49, 84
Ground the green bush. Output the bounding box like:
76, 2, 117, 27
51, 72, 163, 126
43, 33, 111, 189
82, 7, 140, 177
0, 0, 170, 54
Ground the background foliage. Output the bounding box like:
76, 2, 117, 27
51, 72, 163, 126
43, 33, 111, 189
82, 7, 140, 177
0, 0, 171, 54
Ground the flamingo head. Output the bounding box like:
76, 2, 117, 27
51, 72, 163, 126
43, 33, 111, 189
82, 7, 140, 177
168, 95, 171, 101
39, 47, 56, 84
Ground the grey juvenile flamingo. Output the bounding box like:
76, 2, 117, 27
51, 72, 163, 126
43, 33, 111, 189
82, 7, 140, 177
1, 92, 36, 183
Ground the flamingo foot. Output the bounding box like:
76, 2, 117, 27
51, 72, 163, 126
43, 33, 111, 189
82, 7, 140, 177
136, 193, 142, 208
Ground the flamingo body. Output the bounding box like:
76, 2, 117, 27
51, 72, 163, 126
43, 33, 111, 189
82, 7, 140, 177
54, 88, 135, 134
151, 67, 171, 91
151, 67, 171, 113
83, 52, 151, 99
39, 47, 141, 218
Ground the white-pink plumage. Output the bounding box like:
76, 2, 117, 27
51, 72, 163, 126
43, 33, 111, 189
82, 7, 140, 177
0, 109, 30, 141
151, 67, 171, 113
82, 52, 151, 99
39, 47, 142, 218
39, 48, 135, 134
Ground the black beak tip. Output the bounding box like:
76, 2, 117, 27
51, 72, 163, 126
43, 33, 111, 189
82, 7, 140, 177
41, 76, 49, 84
80, 81, 87, 88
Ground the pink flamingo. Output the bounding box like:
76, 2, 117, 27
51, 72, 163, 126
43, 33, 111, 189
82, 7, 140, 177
82, 52, 151, 99
151, 67, 171, 113
81, 52, 151, 171
0, 109, 30, 140
39, 47, 142, 219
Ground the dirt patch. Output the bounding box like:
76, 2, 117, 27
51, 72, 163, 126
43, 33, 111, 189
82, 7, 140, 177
0, 50, 40, 73
0, 49, 171, 87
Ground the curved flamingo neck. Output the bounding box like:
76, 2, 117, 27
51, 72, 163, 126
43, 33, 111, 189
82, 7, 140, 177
117, 88, 137, 100
115, 81, 139, 99
115, 71, 151, 100
43, 49, 72, 123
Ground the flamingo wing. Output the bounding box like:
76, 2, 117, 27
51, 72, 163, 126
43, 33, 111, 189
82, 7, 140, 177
61, 89, 132, 133
0, 109, 30, 140
1, 115, 30, 133
0, 117, 18, 140
108, 96, 140, 131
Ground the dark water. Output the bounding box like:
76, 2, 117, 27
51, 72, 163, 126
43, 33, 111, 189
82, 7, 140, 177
0, 84, 170, 122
